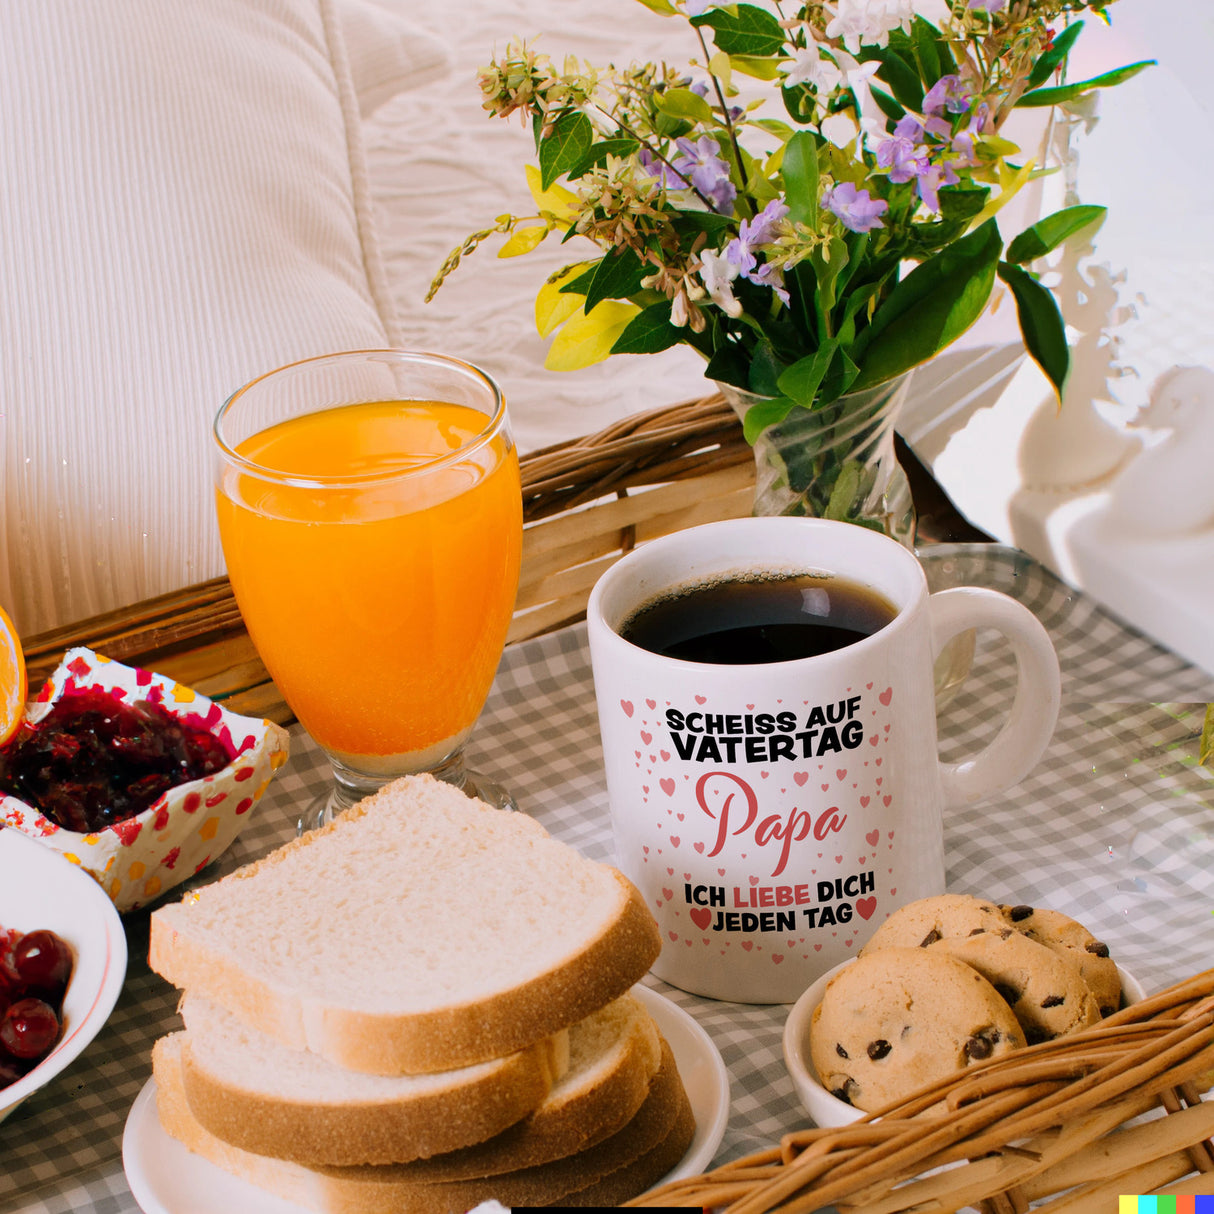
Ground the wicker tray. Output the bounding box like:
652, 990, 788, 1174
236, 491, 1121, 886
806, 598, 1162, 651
633, 970, 1214, 1212
18, 393, 755, 722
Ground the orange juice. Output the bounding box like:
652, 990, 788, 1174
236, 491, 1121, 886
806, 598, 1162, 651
216, 400, 522, 765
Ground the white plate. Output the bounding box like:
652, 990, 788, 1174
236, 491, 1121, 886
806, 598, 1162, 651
122, 984, 730, 1213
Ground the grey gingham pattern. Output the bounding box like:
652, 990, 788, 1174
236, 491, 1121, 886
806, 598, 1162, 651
4, 544, 1213, 1213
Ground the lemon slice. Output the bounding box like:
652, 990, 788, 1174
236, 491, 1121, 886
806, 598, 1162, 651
0, 604, 27, 747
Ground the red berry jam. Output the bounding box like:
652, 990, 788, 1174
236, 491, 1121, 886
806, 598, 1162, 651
0, 688, 234, 832
0, 925, 73, 1089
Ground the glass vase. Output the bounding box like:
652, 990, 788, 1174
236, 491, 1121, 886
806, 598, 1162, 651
719, 370, 916, 549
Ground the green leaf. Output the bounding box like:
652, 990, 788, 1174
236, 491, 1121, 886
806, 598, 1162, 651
1006, 204, 1106, 263
777, 340, 839, 410
1200, 705, 1213, 769
1026, 20, 1085, 89
741, 394, 798, 443
752, 117, 795, 141
583, 246, 648, 313
869, 85, 905, 125
781, 130, 819, 227
850, 218, 1002, 391
704, 341, 751, 390
810, 236, 848, 323
656, 87, 716, 125
633, 0, 679, 13
691, 4, 786, 57
939, 187, 990, 224
997, 261, 1070, 398
610, 300, 683, 355
558, 262, 598, 295
857, 45, 924, 112
910, 17, 941, 86
825, 460, 864, 521
1017, 60, 1154, 107
538, 110, 594, 190
567, 138, 641, 179
747, 340, 784, 398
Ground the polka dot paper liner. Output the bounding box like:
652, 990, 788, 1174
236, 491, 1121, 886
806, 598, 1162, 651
0, 647, 290, 911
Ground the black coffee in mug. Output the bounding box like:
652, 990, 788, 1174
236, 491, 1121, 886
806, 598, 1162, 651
619, 571, 897, 664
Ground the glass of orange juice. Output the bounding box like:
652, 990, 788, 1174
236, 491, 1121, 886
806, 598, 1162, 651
213, 350, 523, 830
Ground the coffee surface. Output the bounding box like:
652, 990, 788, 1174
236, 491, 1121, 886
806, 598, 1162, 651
620, 572, 897, 664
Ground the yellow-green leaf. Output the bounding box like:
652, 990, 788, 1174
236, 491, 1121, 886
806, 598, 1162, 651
707, 52, 733, 90
497, 225, 549, 258
525, 164, 579, 221
534, 269, 590, 337
634, 0, 679, 14
544, 301, 640, 371
729, 54, 785, 81
972, 159, 1037, 227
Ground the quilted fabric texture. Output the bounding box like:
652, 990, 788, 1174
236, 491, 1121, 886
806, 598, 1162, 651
0, 0, 409, 636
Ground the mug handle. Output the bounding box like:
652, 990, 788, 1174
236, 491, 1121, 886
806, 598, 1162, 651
928, 588, 1061, 810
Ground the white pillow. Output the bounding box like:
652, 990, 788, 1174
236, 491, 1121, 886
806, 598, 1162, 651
339, 0, 451, 117
0, 0, 426, 637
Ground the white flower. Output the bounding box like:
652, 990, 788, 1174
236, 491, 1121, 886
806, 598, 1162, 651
698, 249, 743, 318
824, 0, 914, 53
782, 46, 843, 93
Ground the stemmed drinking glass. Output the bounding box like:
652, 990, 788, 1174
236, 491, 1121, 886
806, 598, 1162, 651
213, 350, 523, 831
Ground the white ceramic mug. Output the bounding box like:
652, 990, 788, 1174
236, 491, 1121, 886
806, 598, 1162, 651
587, 518, 1061, 1003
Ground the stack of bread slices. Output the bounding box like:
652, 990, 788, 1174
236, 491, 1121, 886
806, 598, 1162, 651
147, 774, 693, 1212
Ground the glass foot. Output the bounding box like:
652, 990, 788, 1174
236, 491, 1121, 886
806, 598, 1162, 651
462, 770, 518, 813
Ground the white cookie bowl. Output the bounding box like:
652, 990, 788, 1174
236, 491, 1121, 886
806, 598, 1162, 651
782, 956, 1147, 1128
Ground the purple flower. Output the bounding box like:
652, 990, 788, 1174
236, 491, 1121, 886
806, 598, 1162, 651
968, 0, 1006, 11
822, 181, 888, 233
741, 199, 789, 248
637, 147, 685, 190
916, 161, 960, 212
671, 135, 737, 214
750, 261, 790, 306
893, 114, 925, 143
876, 132, 929, 184
719, 200, 791, 300
923, 74, 972, 116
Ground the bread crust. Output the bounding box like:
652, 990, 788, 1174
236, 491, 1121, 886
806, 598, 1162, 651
148, 779, 662, 1075
154, 1034, 694, 1213
179, 1027, 566, 1166
385, 993, 662, 1180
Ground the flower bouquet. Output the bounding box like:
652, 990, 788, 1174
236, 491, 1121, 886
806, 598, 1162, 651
430, 0, 1150, 536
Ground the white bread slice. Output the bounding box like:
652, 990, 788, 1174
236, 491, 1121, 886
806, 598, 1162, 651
178, 990, 661, 1168
387, 990, 662, 1178
178, 995, 569, 1165
153, 1034, 694, 1213
148, 775, 661, 1075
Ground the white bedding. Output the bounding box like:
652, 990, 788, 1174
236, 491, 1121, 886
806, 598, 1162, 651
0, 0, 711, 637
359, 0, 711, 454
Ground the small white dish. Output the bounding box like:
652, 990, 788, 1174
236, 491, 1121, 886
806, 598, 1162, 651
0, 825, 128, 1122
122, 983, 729, 1213
783, 957, 1146, 1128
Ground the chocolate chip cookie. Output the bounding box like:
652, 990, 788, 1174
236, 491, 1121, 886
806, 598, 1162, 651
809, 947, 1026, 1113
1003, 904, 1121, 1016
859, 893, 1011, 954
930, 929, 1102, 1044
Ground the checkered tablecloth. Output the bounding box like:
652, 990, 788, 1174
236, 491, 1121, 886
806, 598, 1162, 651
4, 544, 1213, 1213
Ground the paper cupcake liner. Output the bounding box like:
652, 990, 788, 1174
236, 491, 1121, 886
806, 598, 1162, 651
0, 648, 290, 911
